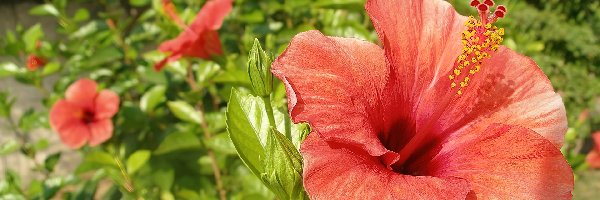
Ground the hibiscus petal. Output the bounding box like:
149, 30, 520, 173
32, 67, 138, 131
49, 100, 83, 132
426, 47, 567, 147
587, 148, 600, 169
184, 31, 223, 59
88, 119, 113, 147
188, 0, 232, 31
65, 78, 98, 110
94, 90, 120, 120
156, 0, 231, 70
272, 30, 390, 156
586, 132, 600, 168
301, 133, 471, 200
365, 0, 468, 147
427, 124, 573, 199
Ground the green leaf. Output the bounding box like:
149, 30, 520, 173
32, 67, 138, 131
140, 85, 166, 113
0, 140, 20, 156
42, 62, 61, 75
129, 0, 150, 6
154, 132, 201, 155
0, 62, 25, 77
126, 150, 151, 174
29, 4, 60, 17
226, 88, 270, 178
85, 47, 123, 67
167, 101, 202, 124
23, 24, 44, 52
44, 153, 61, 172
18, 109, 48, 132
70, 179, 98, 200
72, 8, 89, 22
32, 139, 49, 152
204, 133, 237, 155
70, 21, 102, 39
76, 151, 118, 172
0, 91, 15, 118
261, 128, 308, 200
311, 0, 364, 11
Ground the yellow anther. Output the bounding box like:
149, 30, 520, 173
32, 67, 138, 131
454, 69, 461, 76
450, 14, 504, 95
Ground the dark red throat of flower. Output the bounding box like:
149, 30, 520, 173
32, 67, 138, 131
81, 110, 95, 124
382, 0, 507, 175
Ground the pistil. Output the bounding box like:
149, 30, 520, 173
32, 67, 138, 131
450, 0, 506, 95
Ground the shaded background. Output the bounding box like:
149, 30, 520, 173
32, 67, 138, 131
1, 0, 599, 199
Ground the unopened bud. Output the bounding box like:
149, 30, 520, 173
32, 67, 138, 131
248, 38, 273, 97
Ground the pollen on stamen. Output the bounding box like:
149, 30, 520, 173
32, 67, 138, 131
448, 0, 507, 95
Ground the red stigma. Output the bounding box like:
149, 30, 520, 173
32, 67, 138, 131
483, 0, 494, 6
494, 10, 505, 18
470, 0, 480, 7
497, 5, 507, 13
477, 4, 489, 12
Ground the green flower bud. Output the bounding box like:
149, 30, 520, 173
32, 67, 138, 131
248, 38, 273, 97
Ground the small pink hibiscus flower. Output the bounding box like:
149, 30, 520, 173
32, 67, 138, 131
155, 0, 233, 71
586, 132, 600, 168
272, 0, 573, 199
50, 78, 120, 149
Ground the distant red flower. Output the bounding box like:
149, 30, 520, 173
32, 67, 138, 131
586, 132, 600, 168
155, 0, 233, 71
49, 79, 120, 148
26, 54, 46, 71
272, 0, 573, 199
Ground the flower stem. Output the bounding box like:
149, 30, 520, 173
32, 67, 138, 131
185, 65, 227, 200
262, 96, 276, 128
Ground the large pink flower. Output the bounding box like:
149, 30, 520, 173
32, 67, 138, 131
49, 79, 119, 149
155, 0, 233, 71
272, 0, 573, 199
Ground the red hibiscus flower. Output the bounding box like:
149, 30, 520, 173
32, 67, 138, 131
155, 0, 233, 71
272, 0, 573, 199
49, 79, 120, 149
586, 132, 600, 168
26, 54, 46, 71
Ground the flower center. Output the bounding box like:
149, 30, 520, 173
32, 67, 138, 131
78, 110, 95, 124
449, 0, 506, 95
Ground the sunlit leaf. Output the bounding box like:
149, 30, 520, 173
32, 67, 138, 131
126, 150, 151, 174
167, 101, 202, 124
140, 85, 166, 113
29, 4, 60, 17
154, 132, 201, 155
